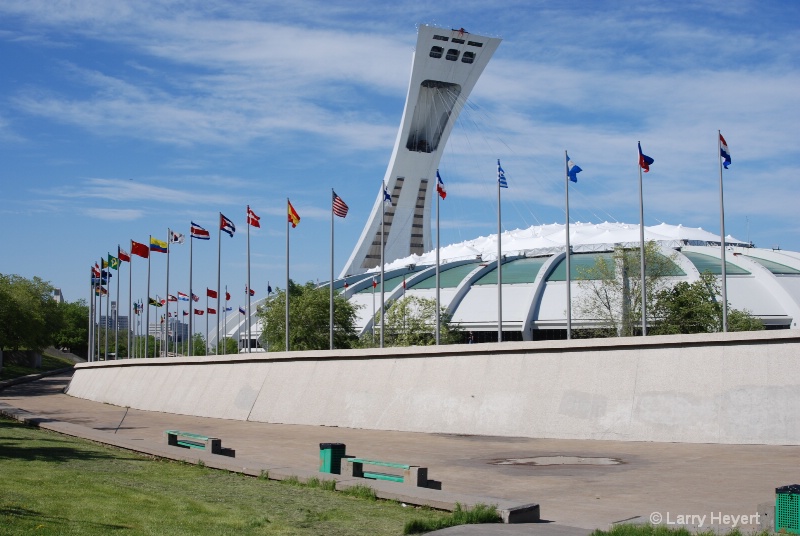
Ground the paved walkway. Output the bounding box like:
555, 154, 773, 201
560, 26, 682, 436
2, 372, 796, 533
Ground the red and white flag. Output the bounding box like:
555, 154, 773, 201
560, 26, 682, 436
332, 191, 349, 218
118, 246, 131, 263
247, 206, 261, 228
190, 221, 210, 240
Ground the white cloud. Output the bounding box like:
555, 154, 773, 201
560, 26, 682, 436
86, 207, 143, 220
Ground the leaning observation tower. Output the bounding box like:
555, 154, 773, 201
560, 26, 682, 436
339, 25, 502, 277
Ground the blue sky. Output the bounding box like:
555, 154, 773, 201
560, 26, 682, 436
1, 0, 798, 311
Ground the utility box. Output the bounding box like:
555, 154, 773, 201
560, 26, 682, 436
776, 485, 800, 534
319, 443, 347, 474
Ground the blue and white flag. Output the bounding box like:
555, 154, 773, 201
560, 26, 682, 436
238, 306, 246, 315
720, 133, 731, 169
567, 153, 583, 183
383, 186, 393, 205
497, 159, 508, 188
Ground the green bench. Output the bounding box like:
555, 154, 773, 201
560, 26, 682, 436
166, 430, 222, 455
342, 457, 429, 488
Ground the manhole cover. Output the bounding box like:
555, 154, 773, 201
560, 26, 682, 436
491, 456, 622, 466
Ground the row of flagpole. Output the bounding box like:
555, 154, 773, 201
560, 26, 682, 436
88, 206, 273, 361
89, 193, 362, 361
88, 131, 733, 361
561, 133, 732, 338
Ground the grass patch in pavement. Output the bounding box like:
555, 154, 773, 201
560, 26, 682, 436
404, 502, 502, 534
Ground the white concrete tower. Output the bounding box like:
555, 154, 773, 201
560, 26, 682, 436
340, 25, 501, 277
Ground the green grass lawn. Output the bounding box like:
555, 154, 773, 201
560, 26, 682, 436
0, 353, 74, 382
0, 417, 453, 535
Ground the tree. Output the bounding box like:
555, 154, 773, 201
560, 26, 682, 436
373, 295, 461, 347
0, 274, 62, 351
257, 280, 360, 351
575, 242, 679, 337
215, 336, 239, 355
53, 299, 90, 357
191, 333, 207, 356
650, 272, 763, 334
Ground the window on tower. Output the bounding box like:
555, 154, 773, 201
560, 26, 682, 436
446, 49, 459, 61
430, 46, 443, 58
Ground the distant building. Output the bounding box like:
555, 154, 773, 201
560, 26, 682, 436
52, 288, 64, 303
99, 301, 129, 332
169, 318, 189, 343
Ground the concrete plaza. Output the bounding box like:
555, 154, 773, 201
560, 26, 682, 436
2, 372, 797, 533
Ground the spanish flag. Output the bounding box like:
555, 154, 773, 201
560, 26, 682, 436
288, 200, 300, 228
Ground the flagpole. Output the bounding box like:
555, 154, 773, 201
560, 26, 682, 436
97, 266, 102, 361
372, 280, 376, 345
115, 254, 120, 357
104, 257, 110, 360
247, 206, 252, 353
497, 171, 503, 343
637, 143, 647, 337
286, 198, 290, 352
205, 292, 209, 356
217, 214, 223, 355
126, 245, 131, 359
224, 285, 229, 354
166, 229, 171, 357
330, 189, 335, 351
96, 272, 101, 361
565, 150, 572, 340
146, 238, 152, 357
188, 230, 193, 357
436, 181, 441, 345
718, 130, 729, 333
88, 273, 94, 362
380, 183, 386, 349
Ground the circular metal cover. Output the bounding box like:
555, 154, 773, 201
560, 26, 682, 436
491, 456, 622, 466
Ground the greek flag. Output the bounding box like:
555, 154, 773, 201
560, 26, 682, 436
497, 159, 508, 188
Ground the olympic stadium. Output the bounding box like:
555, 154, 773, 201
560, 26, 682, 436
213, 220, 800, 349
208, 24, 800, 350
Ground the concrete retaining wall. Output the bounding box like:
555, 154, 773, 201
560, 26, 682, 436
67, 330, 800, 445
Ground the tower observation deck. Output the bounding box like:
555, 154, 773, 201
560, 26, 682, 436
340, 25, 502, 277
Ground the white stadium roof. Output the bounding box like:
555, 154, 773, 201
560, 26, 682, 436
215, 222, 800, 349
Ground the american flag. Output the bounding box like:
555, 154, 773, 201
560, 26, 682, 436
332, 191, 349, 218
